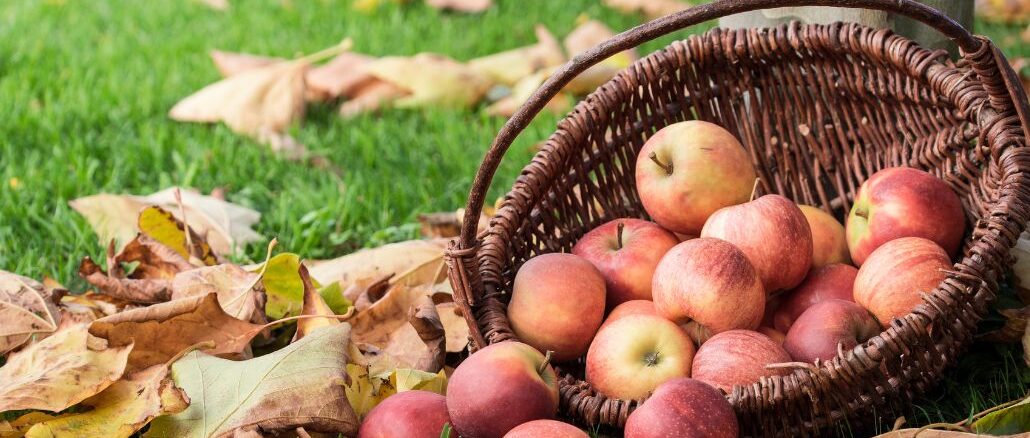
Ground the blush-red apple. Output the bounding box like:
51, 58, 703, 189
572, 218, 679, 307
624, 378, 738, 438
799, 205, 851, 269
691, 330, 791, 393
782, 299, 880, 362
772, 263, 858, 333
586, 314, 696, 400
508, 253, 606, 361
358, 390, 450, 438
447, 342, 559, 438
701, 194, 813, 293
603, 299, 659, 326
635, 120, 756, 236
846, 167, 965, 265
853, 237, 950, 327
504, 420, 588, 438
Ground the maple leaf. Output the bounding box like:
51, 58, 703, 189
0, 271, 61, 355
468, 25, 564, 86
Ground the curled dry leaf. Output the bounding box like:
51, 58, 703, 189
366, 53, 492, 109
171, 263, 267, 324
603, 0, 690, 20
560, 19, 637, 96
351, 285, 445, 372
307, 52, 377, 100
338, 80, 409, 118
436, 300, 470, 353
88, 293, 264, 372
307, 239, 446, 289
292, 264, 345, 342
210, 50, 282, 77
80, 256, 173, 304
0, 324, 132, 413
144, 324, 358, 438
425, 0, 491, 13
468, 25, 564, 86
1, 413, 59, 437
24, 363, 190, 438
979, 306, 1030, 343
486, 70, 574, 117
0, 270, 61, 355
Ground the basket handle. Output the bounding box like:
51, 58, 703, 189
458, 0, 1024, 248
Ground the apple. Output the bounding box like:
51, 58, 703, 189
604, 299, 659, 325
635, 120, 757, 236
799, 205, 851, 268
846, 167, 965, 265
508, 253, 606, 361
757, 326, 785, 344
504, 420, 588, 438
701, 194, 813, 293
674, 232, 697, 242
782, 299, 880, 362
652, 238, 765, 334
448, 342, 559, 438
772, 263, 858, 333
572, 218, 679, 307
853, 237, 950, 327
624, 378, 738, 438
586, 314, 696, 400
358, 390, 449, 438
691, 330, 791, 393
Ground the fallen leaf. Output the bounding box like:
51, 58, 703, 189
307, 52, 377, 100
338, 80, 409, 118
24, 363, 190, 438
144, 323, 358, 437
436, 301, 469, 353
0, 324, 132, 412
366, 53, 492, 109
564, 19, 636, 69
292, 264, 345, 342
257, 253, 309, 319
972, 395, 1030, 434
343, 365, 447, 420
1, 413, 60, 438
0, 271, 61, 355
979, 306, 1029, 343
976, 0, 1030, 24
425, 0, 491, 12
351, 285, 445, 372
88, 293, 263, 372
486, 70, 573, 117
603, 0, 690, 20
307, 239, 446, 289
468, 25, 564, 86
79, 256, 173, 304
210, 50, 282, 77
116, 234, 195, 279
60, 292, 126, 320
171, 263, 268, 324
392, 368, 447, 393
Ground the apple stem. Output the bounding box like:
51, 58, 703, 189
616, 222, 624, 250
538, 350, 553, 374
749, 178, 760, 201
648, 152, 673, 175
644, 351, 659, 367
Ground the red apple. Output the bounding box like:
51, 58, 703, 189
799, 205, 851, 269
691, 330, 791, 393
448, 342, 559, 438
358, 390, 449, 438
504, 420, 588, 438
635, 120, 757, 235
846, 167, 965, 266
782, 299, 880, 362
701, 194, 813, 293
853, 237, 950, 327
772, 263, 858, 333
604, 299, 659, 325
652, 238, 765, 333
572, 218, 679, 307
586, 314, 696, 400
624, 378, 738, 438
508, 253, 606, 361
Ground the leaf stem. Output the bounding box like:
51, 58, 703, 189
296, 38, 353, 65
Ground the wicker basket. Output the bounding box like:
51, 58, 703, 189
445, 0, 1030, 436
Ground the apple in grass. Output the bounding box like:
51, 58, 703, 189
624, 378, 738, 438
635, 120, 757, 236
799, 205, 851, 268
504, 420, 588, 438
572, 218, 679, 307
772, 263, 858, 333
853, 237, 951, 327
586, 314, 696, 400
448, 342, 559, 438
846, 167, 965, 266
508, 253, 606, 362
691, 330, 791, 393
358, 391, 449, 438
651, 238, 765, 334
782, 299, 880, 362
701, 194, 813, 293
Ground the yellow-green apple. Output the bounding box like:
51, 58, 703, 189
799, 205, 851, 269
691, 330, 791, 393
624, 378, 738, 438
853, 237, 950, 327
782, 299, 880, 362
503, 420, 588, 438
846, 167, 965, 265
635, 120, 756, 235
508, 253, 606, 361
585, 314, 696, 400
701, 194, 813, 293
652, 238, 764, 333
772, 263, 858, 333
603, 299, 659, 326
358, 390, 449, 438
758, 326, 786, 345
572, 218, 679, 307
447, 342, 559, 438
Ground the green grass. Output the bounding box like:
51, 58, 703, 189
0, 0, 1027, 434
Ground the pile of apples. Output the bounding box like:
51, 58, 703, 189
356, 121, 966, 438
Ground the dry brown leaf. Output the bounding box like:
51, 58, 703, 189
366, 53, 492, 108
170, 263, 267, 324
977, 0, 1030, 24
603, 0, 690, 19
0, 271, 61, 355
0, 324, 132, 413
307, 239, 446, 289
564, 19, 637, 68
338, 80, 410, 118
468, 25, 564, 86
88, 293, 263, 372
307, 52, 377, 100
351, 285, 445, 372
210, 50, 282, 77
292, 264, 344, 342
436, 300, 469, 353
486, 70, 573, 117
343, 274, 394, 312
980, 306, 1030, 343
425, 0, 491, 12
79, 256, 173, 304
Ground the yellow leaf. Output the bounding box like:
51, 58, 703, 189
366, 53, 492, 109
292, 264, 344, 342
391, 368, 447, 393
468, 25, 564, 86
138, 206, 219, 266
344, 363, 396, 420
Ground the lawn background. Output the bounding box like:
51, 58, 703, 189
0, 0, 1027, 433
